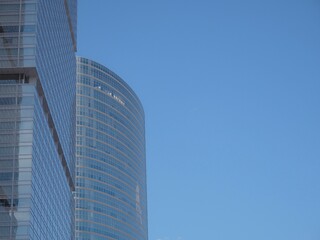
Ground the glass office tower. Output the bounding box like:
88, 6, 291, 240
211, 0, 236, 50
0, 0, 77, 239
75, 57, 148, 240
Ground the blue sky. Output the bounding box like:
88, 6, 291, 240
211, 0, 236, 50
77, 1, 320, 239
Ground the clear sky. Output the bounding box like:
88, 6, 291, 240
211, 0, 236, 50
77, 1, 320, 239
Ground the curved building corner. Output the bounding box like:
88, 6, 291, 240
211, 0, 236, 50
75, 57, 148, 240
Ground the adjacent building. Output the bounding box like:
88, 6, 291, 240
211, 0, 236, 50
0, 0, 77, 239
0, 2, 148, 240
75, 57, 148, 240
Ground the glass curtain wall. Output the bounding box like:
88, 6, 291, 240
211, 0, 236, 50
75, 57, 148, 240
0, 0, 77, 239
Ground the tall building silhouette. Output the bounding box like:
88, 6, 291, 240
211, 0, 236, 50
0, 0, 77, 239
75, 57, 148, 240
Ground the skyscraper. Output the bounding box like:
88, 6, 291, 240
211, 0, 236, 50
75, 57, 148, 240
0, 0, 77, 239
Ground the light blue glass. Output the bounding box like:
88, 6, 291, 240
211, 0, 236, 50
75, 57, 148, 240
0, 0, 77, 239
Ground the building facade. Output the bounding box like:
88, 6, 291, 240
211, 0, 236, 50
0, 0, 77, 239
75, 57, 148, 240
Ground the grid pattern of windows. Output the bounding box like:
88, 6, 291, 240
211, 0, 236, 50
29, 88, 74, 239
0, 82, 74, 239
36, 0, 76, 180
75, 57, 148, 240
0, 84, 34, 239
0, 0, 77, 239
0, 0, 77, 181
0, 1, 37, 68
